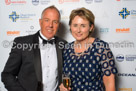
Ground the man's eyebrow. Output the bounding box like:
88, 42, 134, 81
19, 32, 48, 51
42, 18, 48, 19
81, 24, 88, 25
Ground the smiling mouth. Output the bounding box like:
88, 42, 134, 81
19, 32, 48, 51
48, 30, 53, 32
75, 33, 82, 37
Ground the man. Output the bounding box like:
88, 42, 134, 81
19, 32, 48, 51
1, 5, 67, 91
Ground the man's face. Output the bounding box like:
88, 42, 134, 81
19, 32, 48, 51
39, 8, 60, 40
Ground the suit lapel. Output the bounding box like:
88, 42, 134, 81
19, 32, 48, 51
33, 31, 42, 82
55, 37, 63, 85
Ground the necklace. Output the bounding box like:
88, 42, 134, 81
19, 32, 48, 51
72, 52, 89, 57
72, 37, 92, 57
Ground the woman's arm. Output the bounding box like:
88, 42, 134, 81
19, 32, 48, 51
103, 74, 116, 91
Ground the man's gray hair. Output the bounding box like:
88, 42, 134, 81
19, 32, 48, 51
41, 5, 61, 20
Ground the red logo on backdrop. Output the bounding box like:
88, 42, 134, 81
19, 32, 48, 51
5, 0, 11, 5
116, 28, 130, 33
5, 0, 26, 5
7, 31, 20, 36
59, 0, 64, 4
59, 0, 80, 4
119, 88, 132, 91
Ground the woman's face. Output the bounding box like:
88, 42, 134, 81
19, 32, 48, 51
70, 15, 93, 41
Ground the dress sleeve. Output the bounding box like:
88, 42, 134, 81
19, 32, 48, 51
100, 43, 118, 76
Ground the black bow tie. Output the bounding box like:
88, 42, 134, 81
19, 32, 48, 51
38, 33, 55, 45
42, 39, 55, 45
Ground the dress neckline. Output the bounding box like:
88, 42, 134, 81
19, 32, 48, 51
71, 38, 98, 57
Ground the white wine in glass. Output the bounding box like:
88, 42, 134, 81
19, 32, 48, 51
63, 74, 71, 89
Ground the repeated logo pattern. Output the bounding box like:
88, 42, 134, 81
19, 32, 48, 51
119, 8, 130, 19
9, 11, 19, 22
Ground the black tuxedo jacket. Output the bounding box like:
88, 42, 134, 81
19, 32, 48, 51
1, 31, 67, 91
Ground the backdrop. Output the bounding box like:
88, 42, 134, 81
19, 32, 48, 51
0, 0, 136, 91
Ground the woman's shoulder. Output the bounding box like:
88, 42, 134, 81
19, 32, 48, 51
63, 41, 74, 51
93, 38, 110, 49
65, 41, 74, 46
94, 38, 109, 45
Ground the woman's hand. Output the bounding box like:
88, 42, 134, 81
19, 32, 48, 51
59, 83, 71, 91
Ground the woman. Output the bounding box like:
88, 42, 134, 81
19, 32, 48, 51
60, 7, 118, 91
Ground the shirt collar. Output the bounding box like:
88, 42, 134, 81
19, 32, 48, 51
39, 30, 55, 40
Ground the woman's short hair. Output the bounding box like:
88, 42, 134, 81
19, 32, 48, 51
69, 7, 95, 35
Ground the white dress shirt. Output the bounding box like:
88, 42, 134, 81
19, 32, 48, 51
39, 31, 58, 91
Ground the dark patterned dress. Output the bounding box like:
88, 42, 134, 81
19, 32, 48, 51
63, 38, 118, 91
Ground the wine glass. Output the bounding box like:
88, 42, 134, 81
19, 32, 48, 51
62, 73, 71, 89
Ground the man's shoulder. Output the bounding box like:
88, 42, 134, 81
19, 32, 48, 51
55, 36, 67, 44
14, 32, 38, 43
